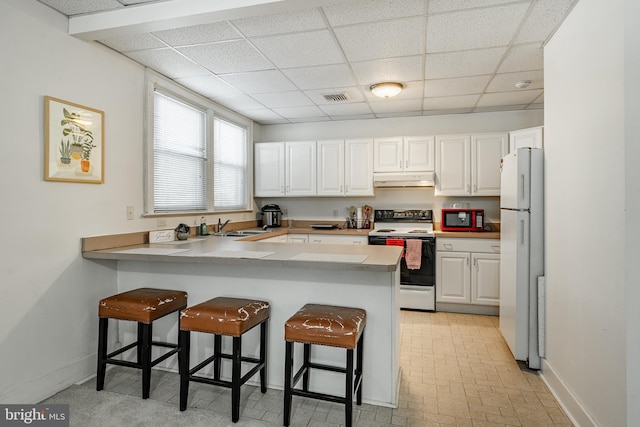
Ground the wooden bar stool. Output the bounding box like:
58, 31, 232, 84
179, 297, 270, 423
283, 304, 366, 427
96, 287, 187, 399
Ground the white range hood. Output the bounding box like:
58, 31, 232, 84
373, 172, 435, 188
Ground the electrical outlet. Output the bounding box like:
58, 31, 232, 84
333, 210, 339, 217
157, 218, 167, 227
126, 206, 134, 220
282, 208, 288, 216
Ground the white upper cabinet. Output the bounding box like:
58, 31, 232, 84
509, 126, 543, 152
254, 141, 316, 197
374, 136, 435, 172
435, 133, 507, 196
344, 138, 374, 196
254, 142, 285, 197
317, 140, 345, 196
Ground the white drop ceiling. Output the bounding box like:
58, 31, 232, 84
36, 0, 578, 124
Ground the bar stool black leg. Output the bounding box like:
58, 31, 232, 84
302, 343, 311, 392
213, 334, 222, 380
137, 322, 144, 364
345, 348, 354, 427
141, 323, 152, 399
231, 336, 242, 422
283, 341, 293, 426
96, 318, 108, 391
259, 321, 268, 393
356, 334, 364, 405
179, 330, 190, 411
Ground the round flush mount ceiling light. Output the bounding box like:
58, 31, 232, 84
515, 80, 532, 89
369, 82, 404, 99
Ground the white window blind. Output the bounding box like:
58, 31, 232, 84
153, 91, 207, 212
214, 117, 247, 210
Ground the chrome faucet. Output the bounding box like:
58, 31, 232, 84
217, 218, 231, 233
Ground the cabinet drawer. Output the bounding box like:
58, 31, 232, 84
437, 238, 500, 253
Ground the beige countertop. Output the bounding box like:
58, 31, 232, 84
82, 230, 401, 272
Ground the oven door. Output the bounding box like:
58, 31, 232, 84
368, 236, 436, 287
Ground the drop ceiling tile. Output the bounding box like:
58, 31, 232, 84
423, 94, 480, 110
476, 89, 543, 107
516, 0, 576, 44
486, 70, 543, 92
364, 80, 424, 101
319, 103, 373, 116
272, 106, 327, 119
220, 70, 297, 94
252, 91, 314, 109
427, 3, 529, 53
498, 43, 543, 73
282, 64, 356, 90
178, 40, 273, 74
369, 99, 423, 114
99, 33, 166, 52
214, 95, 265, 111
175, 74, 243, 99
125, 48, 210, 79
303, 87, 364, 105
231, 9, 326, 37
428, 0, 516, 14
240, 109, 285, 122
351, 56, 424, 86
37, 0, 122, 15
425, 47, 506, 79
322, 0, 425, 26
251, 30, 344, 69
334, 17, 424, 62
425, 75, 491, 97
153, 22, 241, 46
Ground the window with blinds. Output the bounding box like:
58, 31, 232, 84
149, 84, 250, 214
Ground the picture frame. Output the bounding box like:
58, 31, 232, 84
44, 96, 104, 183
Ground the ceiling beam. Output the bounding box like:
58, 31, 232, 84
69, 0, 336, 40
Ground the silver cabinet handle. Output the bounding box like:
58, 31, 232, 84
340, 185, 343, 192
444, 244, 453, 250
473, 184, 477, 193
280, 186, 284, 194
467, 184, 470, 193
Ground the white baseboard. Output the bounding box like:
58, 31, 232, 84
540, 359, 599, 427
0, 354, 95, 404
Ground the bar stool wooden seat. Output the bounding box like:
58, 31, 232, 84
179, 297, 270, 423
283, 304, 366, 427
96, 287, 187, 399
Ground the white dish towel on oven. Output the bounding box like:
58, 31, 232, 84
405, 239, 422, 270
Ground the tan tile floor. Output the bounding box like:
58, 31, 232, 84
77, 311, 573, 426
398, 310, 573, 427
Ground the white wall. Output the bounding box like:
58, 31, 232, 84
258, 110, 542, 224
544, 0, 632, 425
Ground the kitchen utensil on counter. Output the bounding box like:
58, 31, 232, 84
362, 205, 373, 229
260, 204, 282, 227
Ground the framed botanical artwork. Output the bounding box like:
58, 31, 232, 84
44, 96, 104, 183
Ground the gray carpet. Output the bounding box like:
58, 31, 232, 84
41, 385, 274, 427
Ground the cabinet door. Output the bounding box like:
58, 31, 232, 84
286, 141, 316, 196
471, 253, 500, 306
317, 140, 345, 196
254, 142, 285, 197
404, 136, 435, 172
287, 234, 309, 243
345, 138, 373, 196
373, 137, 403, 172
436, 251, 471, 303
435, 135, 471, 196
472, 133, 508, 196
509, 126, 543, 152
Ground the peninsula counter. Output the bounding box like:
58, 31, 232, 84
83, 233, 402, 407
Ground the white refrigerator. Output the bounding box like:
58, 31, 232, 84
499, 147, 544, 369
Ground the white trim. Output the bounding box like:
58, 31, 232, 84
540, 358, 599, 427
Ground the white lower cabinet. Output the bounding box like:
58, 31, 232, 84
287, 234, 309, 243
436, 238, 500, 306
308, 235, 367, 245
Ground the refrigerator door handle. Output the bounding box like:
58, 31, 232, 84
520, 219, 526, 246
520, 174, 526, 202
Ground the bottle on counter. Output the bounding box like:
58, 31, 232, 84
200, 216, 207, 236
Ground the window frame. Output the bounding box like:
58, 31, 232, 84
144, 71, 253, 216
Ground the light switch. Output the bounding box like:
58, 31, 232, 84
126, 206, 134, 220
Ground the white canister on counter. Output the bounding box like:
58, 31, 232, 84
356, 207, 363, 228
